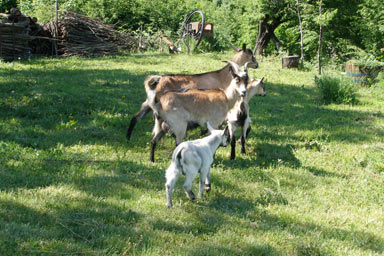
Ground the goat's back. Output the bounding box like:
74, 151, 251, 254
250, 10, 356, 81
159, 89, 229, 127
151, 66, 232, 99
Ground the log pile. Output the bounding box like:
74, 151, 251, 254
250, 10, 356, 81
0, 8, 54, 61
0, 8, 35, 61
53, 11, 137, 57
0, 9, 138, 61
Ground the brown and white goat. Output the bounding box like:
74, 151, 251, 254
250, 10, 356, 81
149, 61, 249, 162
226, 77, 266, 160
126, 44, 258, 141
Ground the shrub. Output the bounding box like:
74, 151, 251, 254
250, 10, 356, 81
315, 74, 358, 104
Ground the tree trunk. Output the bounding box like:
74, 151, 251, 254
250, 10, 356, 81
253, 15, 282, 55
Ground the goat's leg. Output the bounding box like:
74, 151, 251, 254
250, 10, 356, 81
126, 101, 151, 141
241, 123, 252, 154
183, 171, 197, 201
198, 167, 209, 198
165, 164, 180, 208
150, 131, 165, 162
150, 116, 165, 162
227, 122, 237, 160
230, 134, 237, 160
174, 123, 187, 147
205, 172, 211, 193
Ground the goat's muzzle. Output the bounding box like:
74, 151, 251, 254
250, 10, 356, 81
241, 90, 247, 97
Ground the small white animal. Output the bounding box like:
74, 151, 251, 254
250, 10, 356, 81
165, 123, 229, 208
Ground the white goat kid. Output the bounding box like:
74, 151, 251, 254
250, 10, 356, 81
165, 123, 229, 208
149, 61, 249, 162
226, 78, 266, 159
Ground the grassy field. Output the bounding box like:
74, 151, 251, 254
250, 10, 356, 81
1, 52, 384, 255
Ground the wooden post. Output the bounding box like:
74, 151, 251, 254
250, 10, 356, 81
296, 0, 304, 64
317, 0, 323, 75
54, 0, 58, 57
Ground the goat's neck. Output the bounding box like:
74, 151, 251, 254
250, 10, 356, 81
204, 135, 223, 153
224, 83, 240, 109
218, 64, 235, 86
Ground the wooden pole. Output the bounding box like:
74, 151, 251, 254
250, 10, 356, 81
55, 0, 58, 57
296, 0, 304, 64
318, 0, 323, 75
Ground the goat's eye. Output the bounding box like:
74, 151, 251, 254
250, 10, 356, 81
235, 77, 241, 83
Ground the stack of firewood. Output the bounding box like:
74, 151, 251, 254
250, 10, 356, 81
0, 8, 32, 60
0, 9, 138, 60
0, 8, 53, 60
53, 11, 137, 57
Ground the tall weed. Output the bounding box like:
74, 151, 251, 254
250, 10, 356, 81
315, 74, 358, 104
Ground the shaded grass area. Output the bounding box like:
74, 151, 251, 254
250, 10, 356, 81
1, 53, 384, 255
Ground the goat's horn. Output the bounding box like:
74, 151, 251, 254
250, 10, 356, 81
261, 77, 265, 82
230, 44, 240, 52
224, 60, 241, 74
244, 61, 251, 74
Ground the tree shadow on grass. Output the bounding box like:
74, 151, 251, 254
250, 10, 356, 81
0, 151, 166, 194
0, 196, 152, 255
253, 209, 384, 254
248, 82, 384, 145
0, 66, 155, 149
253, 142, 301, 168
186, 243, 282, 256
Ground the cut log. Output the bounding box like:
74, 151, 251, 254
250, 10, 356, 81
282, 56, 300, 69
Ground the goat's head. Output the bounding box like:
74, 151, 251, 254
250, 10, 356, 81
207, 122, 230, 147
231, 43, 258, 69
225, 60, 249, 97
247, 77, 266, 98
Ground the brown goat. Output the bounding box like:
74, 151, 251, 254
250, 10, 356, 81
126, 44, 258, 141
149, 61, 249, 162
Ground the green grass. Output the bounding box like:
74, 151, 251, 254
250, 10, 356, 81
1, 52, 384, 255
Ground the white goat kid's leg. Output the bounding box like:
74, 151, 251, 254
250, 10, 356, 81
198, 167, 210, 198
183, 169, 197, 201
181, 151, 201, 201
165, 162, 180, 208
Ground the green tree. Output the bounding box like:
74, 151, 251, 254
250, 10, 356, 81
0, 0, 17, 13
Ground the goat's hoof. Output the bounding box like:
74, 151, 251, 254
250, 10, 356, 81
205, 184, 211, 193
186, 191, 195, 201
166, 203, 173, 208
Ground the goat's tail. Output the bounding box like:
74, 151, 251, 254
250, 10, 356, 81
144, 75, 162, 90
126, 75, 162, 142
126, 102, 151, 141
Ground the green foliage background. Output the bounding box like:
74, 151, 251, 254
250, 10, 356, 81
8, 0, 384, 61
